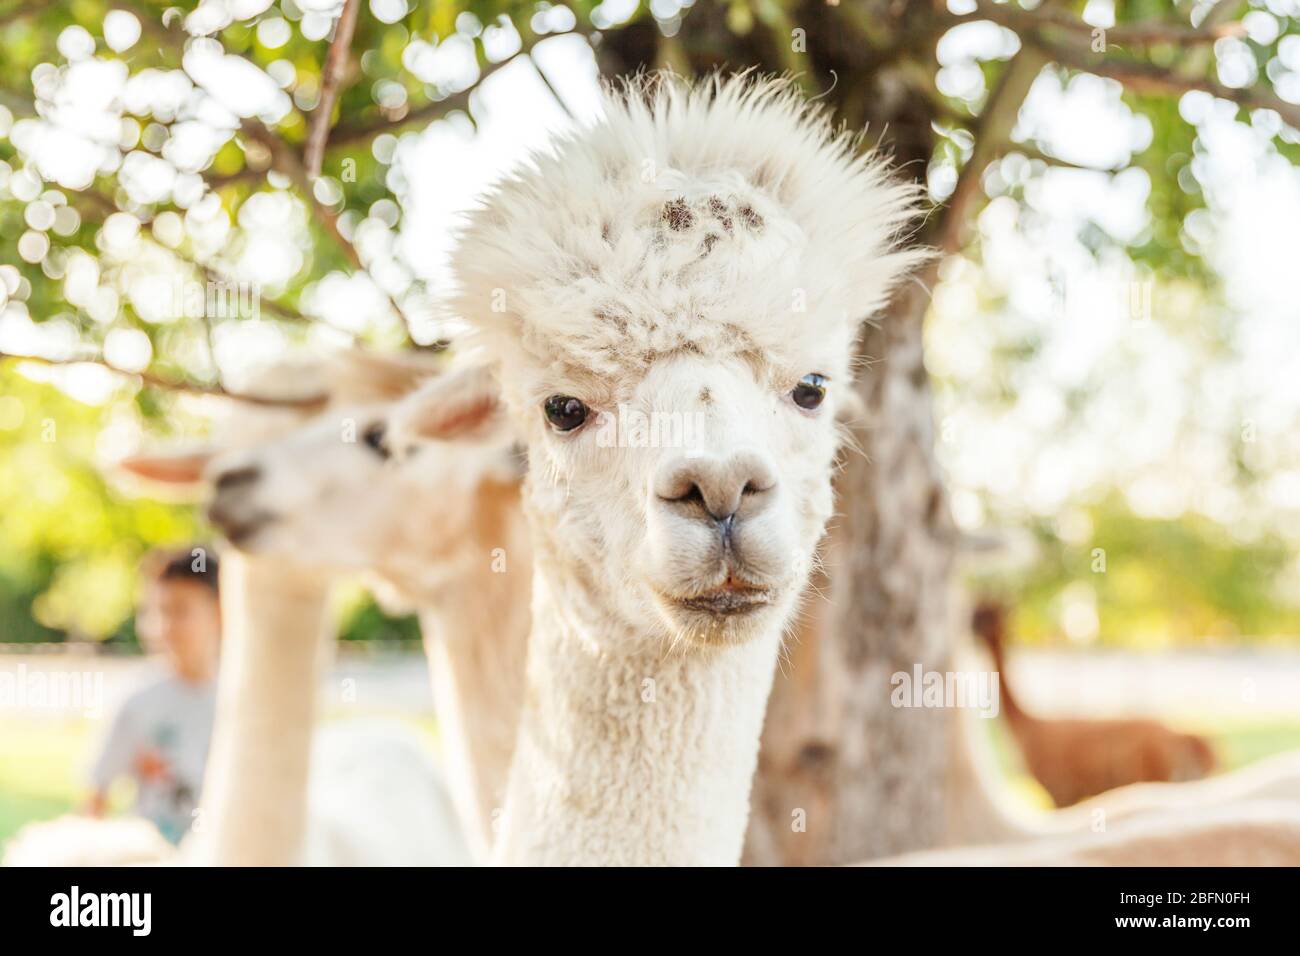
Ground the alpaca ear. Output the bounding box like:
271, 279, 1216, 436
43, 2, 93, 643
389, 365, 503, 445
327, 347, 446, 403
115, 449, 215, 487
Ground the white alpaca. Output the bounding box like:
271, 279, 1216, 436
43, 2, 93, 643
443, 75, 923, 865
191, 362, 530, 858
878, 800, 1300, 866
97, 350, 481, 866
116, 349, 538, 861
12, 72, 1296, 865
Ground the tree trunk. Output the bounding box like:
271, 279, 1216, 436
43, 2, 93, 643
825, 269, 959, 860
744, 266, 958, 864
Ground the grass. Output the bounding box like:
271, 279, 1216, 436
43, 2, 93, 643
0, 716, 88, 842
0, 710, 440, 845
1212, 720, 1300, 768
3, 713, 1300, 847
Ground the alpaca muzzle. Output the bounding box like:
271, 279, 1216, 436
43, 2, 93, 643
206, 465, 277, 546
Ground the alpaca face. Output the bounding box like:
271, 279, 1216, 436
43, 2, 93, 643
116, 353, 516, 604
449, 77, 923, 649
204, 404, 403, 558
504, 346, 844, 649
202, 400, 518, 595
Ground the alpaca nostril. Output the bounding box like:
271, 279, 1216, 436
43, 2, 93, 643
655, 452, 778, 526
676, 483, 706, 508
214, 465, 261, 492
664, 482, 735, 523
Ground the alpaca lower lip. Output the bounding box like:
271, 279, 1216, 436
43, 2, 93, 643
675, 589, 772, 616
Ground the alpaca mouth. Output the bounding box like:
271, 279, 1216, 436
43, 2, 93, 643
206, 503, 277, 547
673, 584, 774, 617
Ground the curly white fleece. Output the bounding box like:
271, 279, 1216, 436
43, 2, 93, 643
449, 73, 925, 388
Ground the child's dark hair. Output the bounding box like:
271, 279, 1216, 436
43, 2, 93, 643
144, 545, 220, 596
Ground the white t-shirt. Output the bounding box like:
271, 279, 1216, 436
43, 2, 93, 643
89, 672, 217, 843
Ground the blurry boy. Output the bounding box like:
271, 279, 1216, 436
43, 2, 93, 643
85, 546, 220, 843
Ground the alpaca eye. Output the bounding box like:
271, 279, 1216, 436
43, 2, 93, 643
791, 374, 828, 410
362, 422, 391, 459
543, 395, 589, 432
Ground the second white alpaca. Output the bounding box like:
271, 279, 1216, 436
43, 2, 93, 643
114, 349, 536, 863
195, 361, 530, 858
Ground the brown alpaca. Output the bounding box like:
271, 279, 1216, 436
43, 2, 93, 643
971, 601, 1216, 807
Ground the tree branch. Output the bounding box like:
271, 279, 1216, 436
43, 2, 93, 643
530, 53, 575, 121
0, 350, 328, 409
1033, 35, 1300, 130
932, 46, 1050, 254
205, 167, 269, 190
68, 187, 318, 329
327, 25, 593, 150
965, 1, 1246, 48
328, 56, 509, 148
11, 1, 417, 345
961, 2, 1286, 127
235, 24, 605, 349
239, 119, 420, 345
303, 0, 362, 179
935, 2, 1296, 243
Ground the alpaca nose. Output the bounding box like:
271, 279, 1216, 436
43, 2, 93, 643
206, 463, 270, 544
654, 451, 778, 530
213, 464, 261, 493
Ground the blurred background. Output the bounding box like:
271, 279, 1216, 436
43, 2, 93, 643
2, 0, 1299, 850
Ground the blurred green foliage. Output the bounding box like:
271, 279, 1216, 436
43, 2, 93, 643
970, 495, 1297, 647
0, 364, 417, 646
0, 365, 197, 643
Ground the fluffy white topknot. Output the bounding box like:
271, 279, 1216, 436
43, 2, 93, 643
449, 72, 925, 385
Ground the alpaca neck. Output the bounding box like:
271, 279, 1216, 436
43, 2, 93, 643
979, 626, 1028, 726
193, 553, 333, 866
494, 563, 783, 866
414, 548, 531, 859
388, 479, 531, 860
